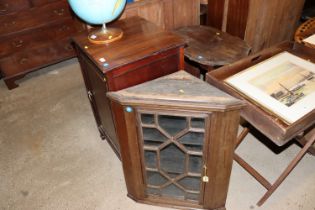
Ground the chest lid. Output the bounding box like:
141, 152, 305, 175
107, 71, 244, 111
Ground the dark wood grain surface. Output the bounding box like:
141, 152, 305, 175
206, 0, 305, 53
173, 25, 251, 67
226, 0, 249, 39
0, 1, 71, 36
72, 16, 186, 75
207, 0, 226, 30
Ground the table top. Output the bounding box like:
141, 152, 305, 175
72, 16, 186, 75
108, 70, 244, 111
174, 25, 251, 67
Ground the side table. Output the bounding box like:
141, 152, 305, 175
173, 25, 251, 79
72, 17, 186, 157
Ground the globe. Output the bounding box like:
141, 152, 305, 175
68, 0, 127, 44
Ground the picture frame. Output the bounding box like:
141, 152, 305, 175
225, 51, 315, 124
303, 34, 315, 46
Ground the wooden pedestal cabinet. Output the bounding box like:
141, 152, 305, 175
108, 71, 244, 210
72, 17, 185, 157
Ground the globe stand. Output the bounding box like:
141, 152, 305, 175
88, 23, 123, 44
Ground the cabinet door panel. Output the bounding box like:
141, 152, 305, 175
138, 110, 208, 204
77, 51, 119, 154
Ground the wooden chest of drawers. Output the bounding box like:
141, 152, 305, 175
0, 0, 85, 89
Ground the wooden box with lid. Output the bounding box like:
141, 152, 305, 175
107, 71, 244, 210
0, 0, 85, 89
72, 17, 186, 157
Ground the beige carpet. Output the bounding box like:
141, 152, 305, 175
0, 59, 314, 210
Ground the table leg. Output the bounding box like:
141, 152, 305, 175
234, 125, 315, 206
257, 132, 315, 206
235, 126, 250, 149
295, 127, 315, 156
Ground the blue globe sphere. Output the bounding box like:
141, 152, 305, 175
68, 0, 126, 25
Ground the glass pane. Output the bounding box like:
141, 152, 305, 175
141, 114, 154, 124
144, 150, 157, 169
158, 115, 187, 136
160, 144, 185, 176
143, 128, 167, 146
178, 176, 201, 191
186, 193, 199, 201
191, 118, 205, 128
178, 132, 204, 152
189, 155, 203, 174
146, 171, 168, 186
161, 184, 185, 199
147, 187, 160, 196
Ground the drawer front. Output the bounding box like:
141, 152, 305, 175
0, 39, 74, 78
0, 18, 84, 57
30, 0, 64, 7
0, 1, 71, 36
107, 48, 181, 91
0, 0, 30, 15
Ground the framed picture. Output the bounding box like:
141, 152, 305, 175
303, 34, 315, 45
225, 51, 315, 124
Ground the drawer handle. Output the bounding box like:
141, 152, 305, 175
0, 3, 9, 12
19, 58, 28, 65
12, 40, 24, 48
53, 8, 65, 16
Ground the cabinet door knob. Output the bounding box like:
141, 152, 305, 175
0, 3, 9, 12
53, 8, 65, 16
87, 90, 93, 101
12, 39, 24, 48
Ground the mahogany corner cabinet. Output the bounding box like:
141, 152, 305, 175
72, 17, 185, 157
107, 71, 244, 210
